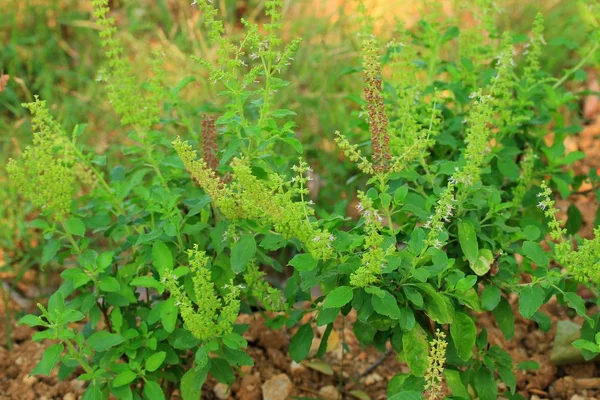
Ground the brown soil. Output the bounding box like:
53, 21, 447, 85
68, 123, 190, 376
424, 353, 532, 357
2, 299, 600, 400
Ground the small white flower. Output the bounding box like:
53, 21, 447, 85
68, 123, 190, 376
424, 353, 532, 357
313, 236, 321, 242
537, 202, 546, 210
329, 235, 335, 242
191, 0, 197, 5
356, 203, 364, 212
308, 200, 314, 205
175, 301, 181, 306
539, 35, 546, 45
250, 53, 258, 60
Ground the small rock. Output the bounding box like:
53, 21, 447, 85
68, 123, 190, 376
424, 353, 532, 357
70, 379, 85, 391
570, 395, 587, 400
319, 385, 339, 400
22, 375, 37, 386
63, 394, 76, 400
241, 365, 253, 374
238, 373, 262, 400
262, 373, 293, 400
363, 372, 383, 386
213, 383, 230, 400
290, 361, 308, 381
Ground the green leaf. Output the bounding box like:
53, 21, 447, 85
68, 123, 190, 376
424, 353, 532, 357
388, 391, 422, 400
522, 241, 549, 268
99, 276, 121, 292
519, 286, 545, 319
210, 358, 235, 384
113, 370, 137, 387
458, 220, 478, 265
271, 109, 297, 118
65, 217, 85, 237
399, 308, 415, 331
497, 364, 516, 394
223, 332, 247, 350
61, 268, 91, 289
450, 313, 476, 361
290, 324, 314, 362
566, 204, 583, 235
146, 351, 166, 372
402, 324, 428, 376
563, 292, 588, 320
282, 137, 303, 153
161, 298, 178, 333
143, 380, 165, 400
492, 297, 514, 340
481, 285, 501, 311
288, 253, 318, 272
231, 235, 256, 274
517, 360, 540, 370
472, 248, 493, 276
181, 367, 208, 400
31, 343, 63, 376
152, 240, 174, 277
323, 286, 353, 309
41, 240, 61, 265
110, 384, 133, 400
403, 287, 423, 308
87, 331, 125, 352
393, 186, 409, 205
130, 276, 163, 290
444, 369, 469, 398
417, 284, 454, 324
82, 384, 103, 400
18, 314, 44, 327
573, 339, 600, 353
372, 290, 401, 319
473, 367, 497, 400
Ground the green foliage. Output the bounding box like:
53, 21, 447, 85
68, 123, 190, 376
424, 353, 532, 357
6, 0, 600, 399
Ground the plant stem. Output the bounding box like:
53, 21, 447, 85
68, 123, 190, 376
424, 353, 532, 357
61, 221, 81, 254
553, 42, 599, 89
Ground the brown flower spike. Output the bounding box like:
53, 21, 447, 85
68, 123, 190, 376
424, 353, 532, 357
201, 114, 219, 171
362, 37, 390, 174
0, 74, 9, 93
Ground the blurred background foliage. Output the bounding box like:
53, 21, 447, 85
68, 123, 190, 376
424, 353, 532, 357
0, 0, 598, 266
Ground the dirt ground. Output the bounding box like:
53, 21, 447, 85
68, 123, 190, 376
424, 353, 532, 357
2, 298, 600, 400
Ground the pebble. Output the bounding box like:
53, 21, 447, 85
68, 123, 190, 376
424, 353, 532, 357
319, 385, 339, 400
213, 382, 229, 400
22, 375, 36, 386
63, 394, 76, 400
262, 373, 293, 400
363, 372, 383, 386
570, 396, 587, 400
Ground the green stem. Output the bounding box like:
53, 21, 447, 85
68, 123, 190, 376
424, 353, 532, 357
553, 42, 599, 89
60, 221, 81, 254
